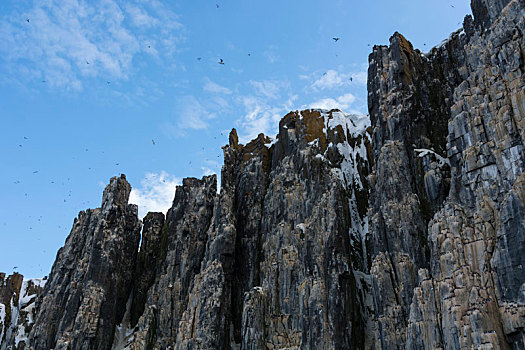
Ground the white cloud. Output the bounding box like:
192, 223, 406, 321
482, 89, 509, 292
249, 80, 287, 100
233, 80, 298, 143
176, 95, 215, 133
129, 171, 181, 219
203, 78, 232, 95
263, 46, 279, 64
124, 4, 158, 28
0, 0, 184, 90
307, 93, 356, 111
312, 70, 348, 90
237, 95, 285, 143
350, 71, 368, 85
310, 69, 368, 91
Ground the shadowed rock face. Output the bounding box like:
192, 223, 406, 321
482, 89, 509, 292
367, 0, 525, 348
28, 175, 142, 350
0, 1, 524, 349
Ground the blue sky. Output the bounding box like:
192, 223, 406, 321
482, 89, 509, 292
0, 0, 471, 278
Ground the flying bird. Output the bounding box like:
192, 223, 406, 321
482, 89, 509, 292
86, 60, 90, 65
33, 170, 38, 173
332, 37, 340, 42
152, 139, 156, 145
450, 4, 455, 8
219, 58, 224, 65
107, 81, 111, 84
216, 4, 219, 8
26, 18, 29, 23
197, 57, 202, 61
349, 77, 353, 81
24, 136, 28, 139
13, 266, 18, 270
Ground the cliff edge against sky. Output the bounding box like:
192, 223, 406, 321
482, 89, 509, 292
1, 0, 524, 349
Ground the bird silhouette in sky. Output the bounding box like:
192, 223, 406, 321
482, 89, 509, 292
33, 170, 38, 173
450, 4, 455, 8
219, 58, 224, 65
197, 57, 202, 61
332, 37, 340, 42
26, 18, 29, 23
152, 139, 156, 145
216, 4, 219, 8
24, 136, 28, 139
349, 77, 353, 81
13, 266, 18, 270
86, 60, 90, 65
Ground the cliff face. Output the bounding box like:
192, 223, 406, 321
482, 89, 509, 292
0, 273, 45, 350
1, 0, 524, 349
29, 175, 142, 350
367, 0, 525, 348
128, 110, 372, 350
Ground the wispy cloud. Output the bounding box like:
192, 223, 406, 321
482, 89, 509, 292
263, 45, 279, 64
0, 0, 184, 90
309, 69, 367, 91
249, 80, 288, 100
175, 95, 215, 134
236, 94, 298, 143
129, 171, 181, 219
229, 78, 296, 143
306, 93, 356, 111
203, 78, 232, 95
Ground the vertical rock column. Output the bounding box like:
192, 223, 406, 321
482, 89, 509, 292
28, 175, 142, 350
129, 175, 216, 350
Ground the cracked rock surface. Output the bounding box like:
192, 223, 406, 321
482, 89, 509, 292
0, 0, 524, 349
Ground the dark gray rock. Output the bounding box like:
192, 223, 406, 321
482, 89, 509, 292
129, 176, 217, 349
1, 1, 523, 349
28, 175, 142, 350
130, 212, 165, 328
367, 0, 525, 348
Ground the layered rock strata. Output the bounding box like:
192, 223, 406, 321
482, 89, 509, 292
367, 0, 525, 348
0, 0, 523, 349
0, 273, 45, 350
28, 175, 142, 350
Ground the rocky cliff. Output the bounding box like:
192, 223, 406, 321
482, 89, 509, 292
367, 0, 525, 347
0, 0, 524, 349
0, 273, 45, 350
